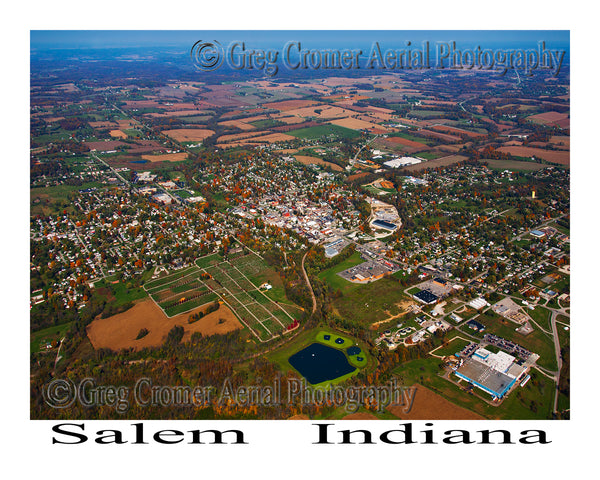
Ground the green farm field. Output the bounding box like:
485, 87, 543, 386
288, 124, 361, 140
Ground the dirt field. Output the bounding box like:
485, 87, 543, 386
331, 117, 389, 132
419, 129, 462, 142
430, 125, 486, 138
141, 152, 188, 163
395, 117, 425, 127
262, 99, 318, 111
346, 172, 370, 182
219, 115, 269, 129
370, 300, 416, 329
294, 155, 343, 171
285, 105, 352, 119
401, 154, 468, 172
117, 119, 139, 129
217, 130, 267, 143
242, 133, 296, 144
357, 111, 394, 122
386, 136, 429, 148
87, 299, 242, 351
287, 414, 310, 420
482, 159, 549, 171
549, 135, 570, 149
342, 412, 380, 420
365, 105, 395, 114
436, 144, 465, 153
85, 140, 128, 151
109, 130, 128, 139
220, 107, 267, 119
271, 114, 309, 124
387, 384, 483, 420
497, 146, 569, 165
218, 119, 257, 130
162, 129, 215, 142
527, 111, 569, 125
147, 110, 210, 118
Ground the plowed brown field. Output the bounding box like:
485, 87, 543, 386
87, 299, 242, 351
497, 146, 569, 165
387, 384, 483, 420
294, 155, 343, 171
162, 129, 215, 142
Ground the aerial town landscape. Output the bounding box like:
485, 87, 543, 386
30, 31, 570, 420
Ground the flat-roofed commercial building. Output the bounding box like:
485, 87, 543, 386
455, 348, 526, 399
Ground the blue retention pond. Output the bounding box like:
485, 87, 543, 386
288, 342, 356, 385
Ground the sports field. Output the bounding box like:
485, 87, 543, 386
144, 250, 299, 342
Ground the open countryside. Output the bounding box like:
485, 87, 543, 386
31, 30, 570, 421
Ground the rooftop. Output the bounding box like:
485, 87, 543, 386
455, 358, 516, 398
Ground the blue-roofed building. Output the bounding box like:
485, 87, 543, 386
530, 229, 545, 238
372, 219, 398, 231
454, 349, 525, 399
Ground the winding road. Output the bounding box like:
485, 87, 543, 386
301, 250, 317, 315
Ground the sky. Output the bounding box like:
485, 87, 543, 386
31, 30, 570, 52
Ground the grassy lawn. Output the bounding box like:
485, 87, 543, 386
388, 131, 436, 145
528, 305, 552, 329
471, 310, 558, 371
551, 276, 570, 294
106, 280, 148, 306
208, 191, 229, 211
31, 322, 74, 353
448, 305, 479, 322
548, 221, 570, 235
431, 337, 472, 357
268, 327, 370, 387
332, 277, 412, 326
123, 128, 143, 138
318, 251, 365, 293
316, 330, 353, 349
31, 182, 105, 216
32, 130, 73, 144
416, 151, 444, 160
258, 270, 287, 300
556, 322, 570, 352
546, 298, 560, 310
195, 253, 224, 269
